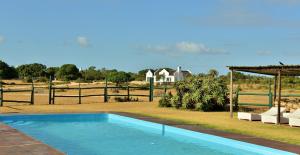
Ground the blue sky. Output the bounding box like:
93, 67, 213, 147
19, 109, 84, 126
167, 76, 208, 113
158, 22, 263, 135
1, 0, 300, 74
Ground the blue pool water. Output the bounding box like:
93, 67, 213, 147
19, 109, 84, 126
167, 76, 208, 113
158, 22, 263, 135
0, 113, 296, 155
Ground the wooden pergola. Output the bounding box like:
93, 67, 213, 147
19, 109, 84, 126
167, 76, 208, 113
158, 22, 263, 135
227, 65, 300, 124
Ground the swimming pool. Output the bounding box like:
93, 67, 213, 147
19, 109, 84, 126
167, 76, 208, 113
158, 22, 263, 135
0, 113, 296, 155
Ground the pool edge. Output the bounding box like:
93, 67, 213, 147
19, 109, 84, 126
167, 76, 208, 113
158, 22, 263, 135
1, 111, 299, 154
110, 112, 300, 154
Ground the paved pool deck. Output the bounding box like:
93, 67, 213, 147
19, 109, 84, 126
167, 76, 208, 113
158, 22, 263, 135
0, 123, 64, 155
0, 112, 299, 154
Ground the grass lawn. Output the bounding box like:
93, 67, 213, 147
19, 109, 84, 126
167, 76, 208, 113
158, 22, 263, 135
1, 102, 299, 146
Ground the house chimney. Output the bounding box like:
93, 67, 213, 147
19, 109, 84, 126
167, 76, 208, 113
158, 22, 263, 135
177, 66, 181, 72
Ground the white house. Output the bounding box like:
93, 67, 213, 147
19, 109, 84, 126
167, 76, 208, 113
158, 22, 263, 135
145, 66, 191, 83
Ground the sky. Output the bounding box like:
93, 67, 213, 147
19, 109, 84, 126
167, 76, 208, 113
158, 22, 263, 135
1, 0, 300, 74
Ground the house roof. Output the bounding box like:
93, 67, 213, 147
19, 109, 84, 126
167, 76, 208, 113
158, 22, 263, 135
154, 68, 176, 76
153, 68, 192, 76
227, 65, 300, 76
182, 70, 192, 76
147, 69, 155, 74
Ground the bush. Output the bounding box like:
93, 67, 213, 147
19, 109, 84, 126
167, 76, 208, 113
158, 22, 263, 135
165, 75, 229, 111
36, 77, 48, 83
75, 78, 92, 83
182, 93, 196, 109
114, 97, 139, 102
158, 92, 173, 107
233, 86, 241, 111
23, 77, 33, 83
170, 94, 180, 108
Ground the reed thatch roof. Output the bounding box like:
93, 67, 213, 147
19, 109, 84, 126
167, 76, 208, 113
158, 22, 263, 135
227, 65, 300, 76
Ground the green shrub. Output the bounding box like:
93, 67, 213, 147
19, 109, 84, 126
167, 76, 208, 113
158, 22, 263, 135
182, 93, 196, 109
233, 86, 241, 111
171, 94, 180, 108
197, 77, 229, 111
162, 74, 229, 112
159, 92, 172, 107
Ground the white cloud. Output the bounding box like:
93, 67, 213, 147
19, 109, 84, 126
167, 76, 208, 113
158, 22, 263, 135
176, 41, 210, 53
257, 50, 272, 56
76, 36, 89, 47
0, 35, 5, 44
139, 41, 228, 56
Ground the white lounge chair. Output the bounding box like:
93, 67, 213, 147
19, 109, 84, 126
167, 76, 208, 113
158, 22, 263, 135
261, 107, 288, 124
288, 109, 300, 127
238, 112, 261, 121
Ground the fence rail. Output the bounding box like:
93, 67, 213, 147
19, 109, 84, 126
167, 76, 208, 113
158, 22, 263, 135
0, 77, 176, 106
48, 78, 155, 105
0, 82, 34, 106
236, 83, 273, 108
237, 91, 300, 108
3, 78, 300, 108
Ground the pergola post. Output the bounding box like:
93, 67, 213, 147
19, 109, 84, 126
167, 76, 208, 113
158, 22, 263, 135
273, 75, 277, 106
230, 69, 234, 118
277, 70, 282, 124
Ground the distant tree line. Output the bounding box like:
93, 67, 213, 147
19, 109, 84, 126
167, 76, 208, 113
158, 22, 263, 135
1, 60, 300, 87
0, 60, 138, 84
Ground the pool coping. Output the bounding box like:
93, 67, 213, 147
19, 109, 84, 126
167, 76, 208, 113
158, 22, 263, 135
0, 111, 299, 154
110, 112, 300, 154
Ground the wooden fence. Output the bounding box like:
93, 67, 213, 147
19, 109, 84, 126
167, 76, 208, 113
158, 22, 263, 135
0, 82, 35, 106
236, 82, 300, 108
49, 78, 154, 105
0, 78, 158, 106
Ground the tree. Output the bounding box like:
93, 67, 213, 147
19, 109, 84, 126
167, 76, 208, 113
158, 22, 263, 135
81, 66, 105, 81
135, 69, 150, 81
107, 71, 132, 86
46, 67, 59, 79
208, 69, 219, 78
56, 64, 80, 81
0, 60, 18, 79
16, 63, 46, 79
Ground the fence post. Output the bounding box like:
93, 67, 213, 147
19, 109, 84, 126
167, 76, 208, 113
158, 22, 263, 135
149, 77, 154, 102
0, 80, 3, 107
104, 79, 108, 102
52, 87, 55, 104
235, 87, 239, 109
79, 82, 81, 104
48, 76, 52, 104
127, 85, 130, 101
164, 83, 167, 95
30, 81, 34, 105
268, 81, 273, 108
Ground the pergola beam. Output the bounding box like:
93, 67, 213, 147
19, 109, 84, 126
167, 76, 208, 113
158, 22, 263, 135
228, 65, 300, 76
230, 69, 234, 118
273, 75, 277, 106
277, 70, 282, 124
